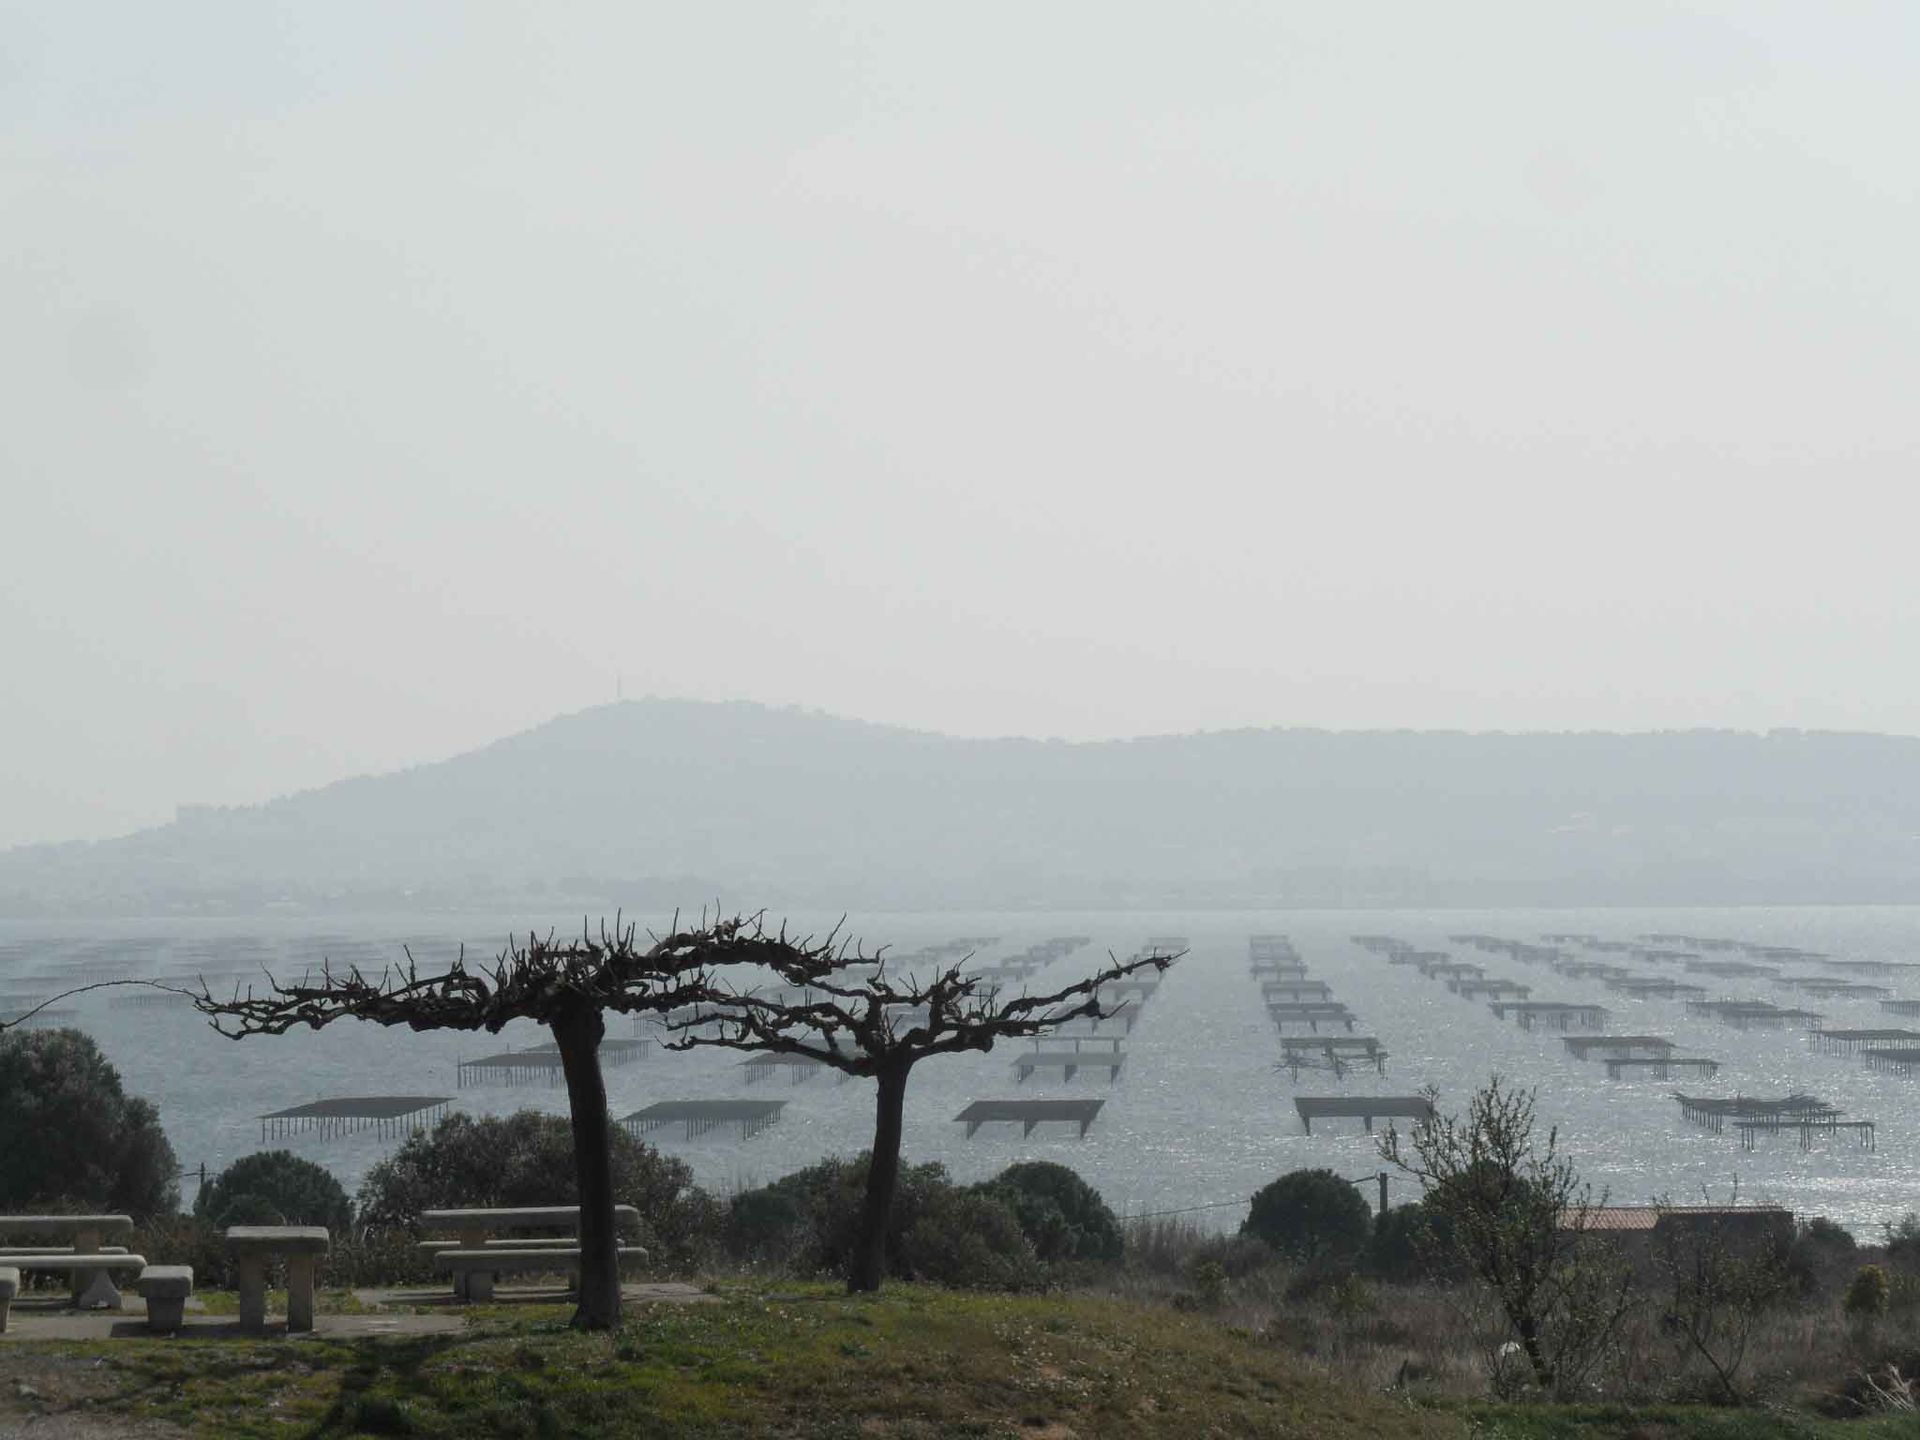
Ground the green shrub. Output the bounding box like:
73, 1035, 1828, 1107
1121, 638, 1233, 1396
725, 1185, 809, 1268
1364, 1199, 1464, 1283
320, 1228, 441, 1288
728, 1154, 1043, 1287
974, 1161, 1123, 1263
1787, 1215, 1857, 1299
726, 1154, 953, 1280
900, 1187, 1043, 1290
1242, 1168, 1371, 1264
1846, 1264, 1891, 1320
131, 1214, 231, 1287
196, 1150, 353, 1232
355, 1110, 713, 1268
1187, 1257, 1227, 1310
0, 1028, 179, 1218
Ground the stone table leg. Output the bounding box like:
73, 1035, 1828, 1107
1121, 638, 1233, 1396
286, 1255, 317, 1332
70, 1227, 101, 1305
454, 1229, 487, 1300
76, 1271, 123, 1310
236, 1258, 268, 1332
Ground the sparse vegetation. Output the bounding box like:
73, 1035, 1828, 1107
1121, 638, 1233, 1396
1652, 1205, 1797, 1403
1380, 1078, 1636, 1397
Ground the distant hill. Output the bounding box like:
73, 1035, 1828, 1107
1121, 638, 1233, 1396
5, 699, 1920, 913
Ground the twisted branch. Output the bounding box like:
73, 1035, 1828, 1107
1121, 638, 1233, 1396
188, 910, 823, 1039
665, 938, 1180, 1075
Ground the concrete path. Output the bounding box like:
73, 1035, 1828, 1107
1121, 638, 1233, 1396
3, 1305, 463, 1342
1, 1280, 713, 1342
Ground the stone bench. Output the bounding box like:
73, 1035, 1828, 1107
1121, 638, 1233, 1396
226, 1226, 329, 1333
0, 1247, 131, 1309
0, 1253, 148, 1310
134, 1266, 194, 1334
433, 1246, 649, 1301
0, 1246, 130, 1255
420, 1205, 642, 1299
419, 1205, 642, 1241
0, 1215, 134, 1252
415, 1236, 584, 1255
0, 1216, 137, 1306
0, 1267, 16, 1334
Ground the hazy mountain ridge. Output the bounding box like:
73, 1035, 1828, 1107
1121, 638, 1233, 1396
5, 700, 1919, 913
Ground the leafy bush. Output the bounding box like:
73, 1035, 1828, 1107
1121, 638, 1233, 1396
131, 1214, 232, 1287
1186, 1257, 1227, 1310
725, 1185, 808, 1268
1364, 1199, 1465, 1283
196, 1150, 353, 1232
974, 1161, 1123, 1263
1242, 1168, 1371, 1263
1787, 1215, 1857, 1299
0, 1028, 179, 1218
726, 1154, 1040, 1288
1846, 1265, 1891, 1320
320, 1227, 442, 1288
356, 1110, 713, 1268
900, 1187, 1044, 1290
725, 1154, 953, 1279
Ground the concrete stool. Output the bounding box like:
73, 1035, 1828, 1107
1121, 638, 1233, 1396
0, 1266, 18, 1335
135, 1265, 193, 1334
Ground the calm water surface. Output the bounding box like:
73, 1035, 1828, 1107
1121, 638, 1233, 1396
4, 907, 1917, 1235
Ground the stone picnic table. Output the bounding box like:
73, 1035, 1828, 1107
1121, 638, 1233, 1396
419, 1205, 642, 1247
419, 1206, 643, 1300
0, 1215, 134, 1253
226, 1225, 330, 1332
0, 1215, 138, 1308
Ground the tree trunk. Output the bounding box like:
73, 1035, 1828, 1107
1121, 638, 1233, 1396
1516, 1315, 1551, 1390
849, 1064, 911, 1293
551, 1003, 621, 1330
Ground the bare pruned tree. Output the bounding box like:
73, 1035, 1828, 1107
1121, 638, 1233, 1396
665, 929, 1181, 1292
187, 913, 815, 1329
1380, 1077, 1636, 1397
1652, 1196, 1795, 1403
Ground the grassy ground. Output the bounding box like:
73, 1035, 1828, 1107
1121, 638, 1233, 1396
1460, 1406, 1917, 1439
189, 1288, 381, 1317
0, 1285, 1912, 1439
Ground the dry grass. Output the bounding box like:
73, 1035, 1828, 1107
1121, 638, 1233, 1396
1093, 1215, 1920, 1416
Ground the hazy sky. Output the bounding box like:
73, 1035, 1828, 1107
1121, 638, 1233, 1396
4, 4, 1919, 848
